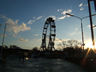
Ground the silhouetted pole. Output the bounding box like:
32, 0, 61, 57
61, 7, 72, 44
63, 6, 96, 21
2, 23, 7, 46
81, 19, 85, 50
1, 23, 7, 61
66, 13, 85, 50
88, 0, 95, 48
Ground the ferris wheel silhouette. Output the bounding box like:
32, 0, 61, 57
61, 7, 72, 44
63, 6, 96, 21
41, 17, 56, 51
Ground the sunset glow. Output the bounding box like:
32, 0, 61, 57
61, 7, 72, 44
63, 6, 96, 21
0, 0, 96, 50
85, 41, 96, 49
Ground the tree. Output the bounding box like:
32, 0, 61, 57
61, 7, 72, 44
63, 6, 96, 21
32, 47, 38, 52
57, 40, 81, 49
67, 40, 81, 48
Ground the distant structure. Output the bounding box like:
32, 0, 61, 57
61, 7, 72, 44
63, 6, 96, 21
41, 17, 56, 51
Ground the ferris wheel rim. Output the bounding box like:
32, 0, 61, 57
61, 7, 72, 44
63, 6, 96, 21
41, 17, 56, 51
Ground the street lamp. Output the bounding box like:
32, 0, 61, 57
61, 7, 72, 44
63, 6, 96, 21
66, 13, 96, 50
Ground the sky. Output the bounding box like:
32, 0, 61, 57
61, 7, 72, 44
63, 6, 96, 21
0, 0, 96, 49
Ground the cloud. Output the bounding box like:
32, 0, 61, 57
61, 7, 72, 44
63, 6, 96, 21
57, 9, 72, 20
55, 38, 62, 43
80, 7, 84, 11
61, 9, 72, 15
6, 18, 31, 35
36, 16, 43, 20
57, 9, 63, 12
13, 23, 31, 34
79, 3, 83, 7
0, 15, 31, 36
58, 16, 66, 20
19, 38, 29, 42
27, 20, 35, 24
78, 3, 85, 11
6, 18, 17, 25
55, 38, 70, 50
55, 38, 69, 43
27, 16, 43, 24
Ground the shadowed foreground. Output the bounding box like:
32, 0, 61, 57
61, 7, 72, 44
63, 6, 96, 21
0, 58, 86, 72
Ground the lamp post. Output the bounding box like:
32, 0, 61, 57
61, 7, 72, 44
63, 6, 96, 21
1, 23, 7, 61
2, 23, 7, 46
66, 13, 96, 50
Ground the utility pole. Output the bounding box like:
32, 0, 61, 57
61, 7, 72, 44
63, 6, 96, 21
88, 0, 95, 48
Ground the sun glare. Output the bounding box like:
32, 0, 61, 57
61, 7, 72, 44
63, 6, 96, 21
85, 42, 96, 49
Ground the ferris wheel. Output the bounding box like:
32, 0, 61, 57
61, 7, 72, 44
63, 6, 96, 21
41, 17, 56, 51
